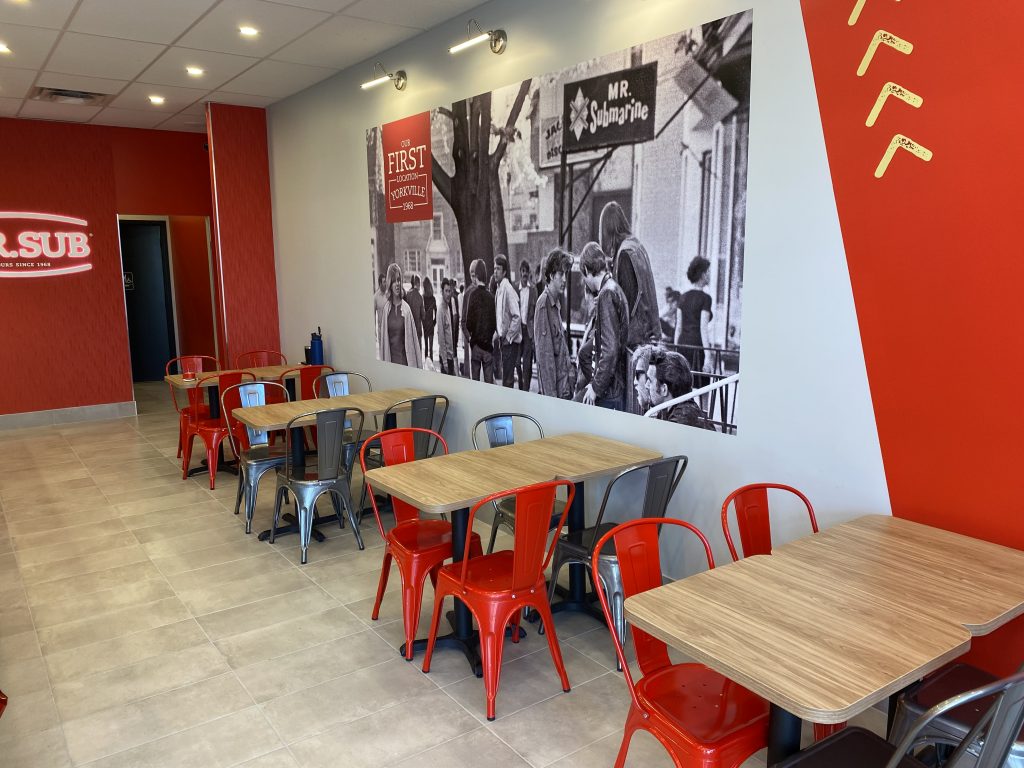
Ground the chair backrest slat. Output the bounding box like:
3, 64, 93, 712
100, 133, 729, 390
591, 456, 688, 534
508, 482, 561, 593
384, 396, 449, 458
721, 483, 817, 562
592, 519, 716, 696
314, 371, 372, 398
472, 413, 544, 450
359, 428, 449, 537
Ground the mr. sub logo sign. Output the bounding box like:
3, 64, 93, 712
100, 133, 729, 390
0, 212, 93, 278
563, 63, 658, 153
381, 111, 433, 223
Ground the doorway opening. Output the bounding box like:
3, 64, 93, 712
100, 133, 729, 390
119, 219, 178, 382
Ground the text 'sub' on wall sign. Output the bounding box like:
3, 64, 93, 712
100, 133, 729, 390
563, 62, 658, 154
381, 112, 433, 224
0, 212, 94, 278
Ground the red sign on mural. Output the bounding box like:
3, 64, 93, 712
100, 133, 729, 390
0, 212, 93, 278
381, 112, 433, 223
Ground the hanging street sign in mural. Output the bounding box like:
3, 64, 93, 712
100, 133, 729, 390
562, 63, 658, 153
0, 212, 94, 278
381, 112, 434, 223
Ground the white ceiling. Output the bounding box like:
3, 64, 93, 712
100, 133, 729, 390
0, 0, 487, 132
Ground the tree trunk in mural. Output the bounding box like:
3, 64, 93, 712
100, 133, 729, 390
432, 79, 531, 281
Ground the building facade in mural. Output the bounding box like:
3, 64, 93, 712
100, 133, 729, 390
366, 10, 751, 434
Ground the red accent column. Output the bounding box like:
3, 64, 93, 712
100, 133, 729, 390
800, 0, 1024, 673
206, 104, 282, 368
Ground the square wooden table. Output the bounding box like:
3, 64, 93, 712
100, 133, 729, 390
232, 388, 430, 544
364, 433, 662, 673
624, 515, 1024, 763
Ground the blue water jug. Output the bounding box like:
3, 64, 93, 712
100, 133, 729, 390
310, 327, 324, 365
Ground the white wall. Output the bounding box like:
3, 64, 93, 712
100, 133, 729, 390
266, 0, 890, 576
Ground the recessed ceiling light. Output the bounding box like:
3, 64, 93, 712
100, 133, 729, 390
149, 95, 165, 105
0, 43, 11, 55
238, 25, 259, 37
185, 66, 204, 77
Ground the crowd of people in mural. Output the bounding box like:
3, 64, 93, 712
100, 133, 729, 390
375, 202, 717, 431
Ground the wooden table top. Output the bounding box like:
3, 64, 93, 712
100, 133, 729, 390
364, 433, 664, 515
232, 388, 430, 431
624, 551, 972, 723
164, 365, 293, 390
624, 514, 1024, 723
773, 515, 1024, 635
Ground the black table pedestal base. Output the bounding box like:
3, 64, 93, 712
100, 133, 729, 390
767, 704, 802, 764
187, 456, 238, 478
257, 512, 332, 543
404, 609, 483, 677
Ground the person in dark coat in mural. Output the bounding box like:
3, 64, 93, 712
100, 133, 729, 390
578, 241, 629, 410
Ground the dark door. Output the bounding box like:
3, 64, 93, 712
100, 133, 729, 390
120, 220, 177, 381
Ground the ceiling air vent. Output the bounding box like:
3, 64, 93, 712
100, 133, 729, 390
30, 87, 115, 107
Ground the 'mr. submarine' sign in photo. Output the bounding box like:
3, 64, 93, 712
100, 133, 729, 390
0, 212, 93, 278
563, 63, 658, 153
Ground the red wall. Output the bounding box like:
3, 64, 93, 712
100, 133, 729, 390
207, 104, 282, 368
0, 118, 212, 415
168, 216, 216, 359
800, 0, 1024, 673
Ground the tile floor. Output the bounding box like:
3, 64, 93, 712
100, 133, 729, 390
0, 382, 887, 767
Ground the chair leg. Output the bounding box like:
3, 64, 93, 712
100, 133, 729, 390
233, 468, 245, 515
181, 432, 196, 479
597, 570, 626, 672
480, 616, 510, 720
269, 485, 287, 544
400, 558, 435, 661
421, 582, 448, 673
532, 599, 571, 694
243, 470, 263, 535
812, 722, 846, 741
371, 549, 393, 620
203, 433, 225, 490
539, 554, 566, 636
295, 490, 316, 565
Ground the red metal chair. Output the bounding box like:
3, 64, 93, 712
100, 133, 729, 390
235, 349, 287, 368
720, 483, 817, 562
182, 371, 254, 489
592, 518, 770, 767
720, 484, 840, 741
422, 479, 577, 721
360, 428, 483, 662
166, 355, 218, 459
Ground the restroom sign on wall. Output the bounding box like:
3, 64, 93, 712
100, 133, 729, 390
0, 212, 94, 278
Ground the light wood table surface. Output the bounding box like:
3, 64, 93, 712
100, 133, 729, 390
363, 433, 662, 515
773, 515, 1024, 635
624, 551, 971, 725
164, 365, 293, 390
232, 388, 430, 431
623, 514, 1024, 762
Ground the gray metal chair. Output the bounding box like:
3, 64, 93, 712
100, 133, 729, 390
471, 413, 567, 554
890, 664, 1024, 767
775, 668, 1024, 768
357, 394, 449, 515
272, 406, 366, 564
545, 455, 688, 667
312, 371, 372, 398
221, 381, 290, 535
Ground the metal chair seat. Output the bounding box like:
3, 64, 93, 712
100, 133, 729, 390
775, 727, 928, 768
891, 664, 1024, 768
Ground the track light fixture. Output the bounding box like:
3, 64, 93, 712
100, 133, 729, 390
449, 18, 507, 55
360, 61, 407, 91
